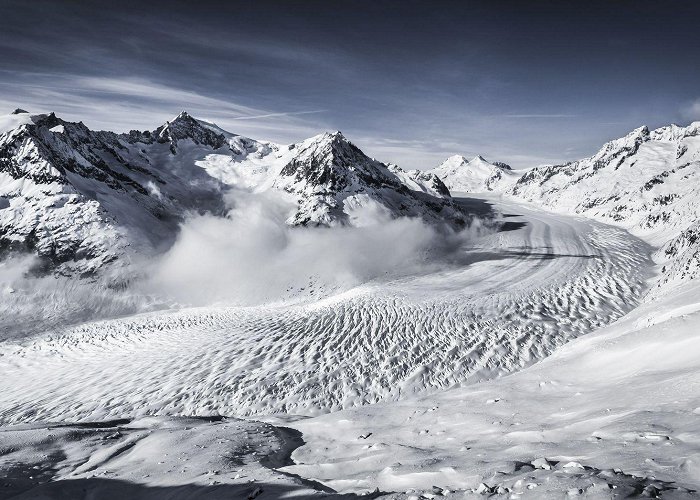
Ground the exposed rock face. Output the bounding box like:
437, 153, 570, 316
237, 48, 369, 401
273, 132, 464, 226
388, 164, 451, 198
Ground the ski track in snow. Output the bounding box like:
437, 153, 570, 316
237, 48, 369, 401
0, 197, 653, 424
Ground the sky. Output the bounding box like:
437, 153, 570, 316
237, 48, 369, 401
1, 0, 700, 170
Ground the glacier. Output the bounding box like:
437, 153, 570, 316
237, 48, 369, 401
1, 111, 700, 499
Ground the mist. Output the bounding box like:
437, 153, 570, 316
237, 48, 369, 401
143, 191, 487, 306
0, 255, 167, 340
1, 192, 488, 337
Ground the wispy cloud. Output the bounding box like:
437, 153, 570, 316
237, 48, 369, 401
229, 110, 327, 120
0, 73, 328, 143
501, 114, 577, 118
353, 135, 471, 170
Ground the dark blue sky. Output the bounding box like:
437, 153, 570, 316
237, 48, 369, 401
2, 0, 699, 169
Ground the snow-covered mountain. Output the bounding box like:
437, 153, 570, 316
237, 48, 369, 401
194, 127, 462, 226
4, 113, 700, 498
417, 120, 700, 294
427, 154, 520, 193
0, 110, 227, 275
0, 110, 468, 275
387, 164, 451, 198
507, 121, 700, 293
270, 131, 463, 226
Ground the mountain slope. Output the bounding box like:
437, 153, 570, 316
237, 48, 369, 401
0, 111, 469, 275
508, 121, 700, 293
388, 164, 451, 198
0, 111, 232, 275
427, 154, 520, 193
195, 129, 463, 226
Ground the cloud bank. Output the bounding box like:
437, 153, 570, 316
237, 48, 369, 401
145, 191, 484, 306
0, 191, 488, 337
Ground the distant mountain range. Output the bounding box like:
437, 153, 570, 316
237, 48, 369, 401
430, 121, 700, 294
1, 108, 699, 290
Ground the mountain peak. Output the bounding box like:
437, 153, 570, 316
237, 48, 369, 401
299, 131, 353, 154
431, 152, 519, 193
317, 130, 347, 144
596, 125, 650, 158
650, 121, 700, 141
442, 154, 469, 165
11, 108, 29, 115
167, 110, 198, 125
440, 155, 492, 169
279, 130, 400, 199
619, 125, 650, 144
154, 111, 226, 150
172, 110, 195, 123
627, 125, 650, 140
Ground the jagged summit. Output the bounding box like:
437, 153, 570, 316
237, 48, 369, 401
590, 125, 650, 161
492, 161, 512, 170
174, 110, 192, 120
300, 130, 349, 150
279, 130, 394, 191
153, 111, 226, 150
319, 130, 345, 140
274, 128, 466, 226
650, 121, 700, 141
11, 108, 28, 115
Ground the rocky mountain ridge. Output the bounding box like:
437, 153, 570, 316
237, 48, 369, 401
0, 110, 467, 275
506, 121, 700, 293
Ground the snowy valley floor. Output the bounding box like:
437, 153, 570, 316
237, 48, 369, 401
286, 281, 700, 498
2, 196, 698, 498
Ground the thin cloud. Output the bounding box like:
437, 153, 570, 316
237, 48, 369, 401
74, 76, 263, 116
229, 110, 327, 120
501, 114, 577, 118
0, 73, 328, 143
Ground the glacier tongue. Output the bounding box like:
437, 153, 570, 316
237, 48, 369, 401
0, 195, 653, 421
